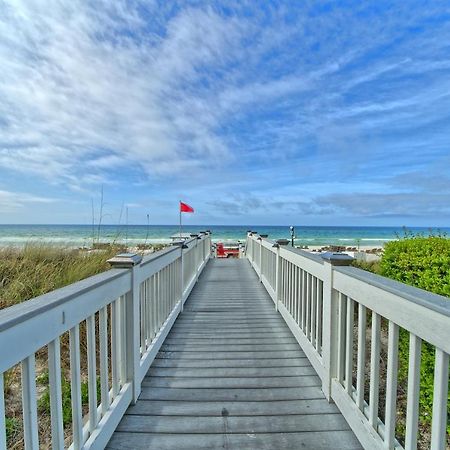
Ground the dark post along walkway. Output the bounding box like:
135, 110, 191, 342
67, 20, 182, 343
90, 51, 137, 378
107, 259, 361, 449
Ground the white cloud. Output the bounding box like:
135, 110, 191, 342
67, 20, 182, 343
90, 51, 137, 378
0, 189, 57, 212
0, 1, 246, 187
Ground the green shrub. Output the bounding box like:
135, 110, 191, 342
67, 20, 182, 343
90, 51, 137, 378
380, 234, 450, 296
379, 233, 450, 434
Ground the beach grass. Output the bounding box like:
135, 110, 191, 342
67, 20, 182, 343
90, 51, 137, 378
0, 244, 121, 310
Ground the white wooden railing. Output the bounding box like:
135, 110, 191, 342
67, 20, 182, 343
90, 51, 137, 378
0, 233, 211, 450
246, 233, 450, 450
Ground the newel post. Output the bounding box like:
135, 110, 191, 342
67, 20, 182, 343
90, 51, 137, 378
108, 253, 143, 404
320, 252, 354, 401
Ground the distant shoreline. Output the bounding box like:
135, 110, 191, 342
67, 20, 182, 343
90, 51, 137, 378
0, 224, 447, 249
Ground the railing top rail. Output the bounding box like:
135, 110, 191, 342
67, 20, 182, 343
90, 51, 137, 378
0, 268, 129, 333
251, 234, 325, 265
141, 235, 206, 266
336, 265, 450, 318
0, 234, 212, 334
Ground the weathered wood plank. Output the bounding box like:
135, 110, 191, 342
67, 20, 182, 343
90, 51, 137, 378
142, 375, 321, 389
107, 430, 362, 450
146, 366, 316, 377
160, 343, 302, 352
139, 386, 326, 401
108, 259, 361, 450
115, 413, 350, 433
125, 398, 340, 416
164, 337, 297, 344
156, 350, 305, 359
150, 357, 311, 368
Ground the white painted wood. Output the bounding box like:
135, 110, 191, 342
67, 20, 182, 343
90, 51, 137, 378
246, 235, 450, 450
126, 263, 141, 403
86, 315, 98, 432
276, 301, 324, 381
405, 333, 421, 450
356, 304, 367, 411
21, 355, 39, 450
111, 300, 119, 398
48, 338, 64, 450
384, 321, 399, 449
316, 280, 323, 354
311, 277, 317, 348
139, 282, 146, 353
0, 236, 211, 450
83, 383, 132, 450
306, 273, 311, 339
331, 379, 385, 450
0, 372, 6, 450
69, 325, 83, 449
369, 312, 381, 429
139, 298, 183, 382
99, 306, 109, 415
261, 274, 276, 302
333, 270, 450, 353
138, 246, 181, 284
301, 269, 307, 330
319, 261, 334, 401
0, 271, 131, 373
345, 297, 354, 395
275, 246, 280, 311
430, 349, 449, 450
278, 245, 326, 280
0, 373, 6, 450
337, 293, 346, 383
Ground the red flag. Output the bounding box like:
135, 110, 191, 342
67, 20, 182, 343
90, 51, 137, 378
180, 201, 194, 213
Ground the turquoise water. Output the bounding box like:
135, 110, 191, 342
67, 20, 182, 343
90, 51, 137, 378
0, 224, 448, 248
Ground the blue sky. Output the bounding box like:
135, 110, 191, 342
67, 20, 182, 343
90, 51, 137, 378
0, 1, 450, 226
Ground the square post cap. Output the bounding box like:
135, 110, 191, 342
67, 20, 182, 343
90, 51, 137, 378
107, 253, 142, 268
259, 234, 269, 238
321, 252, 354, 266
276, 239, 290, 246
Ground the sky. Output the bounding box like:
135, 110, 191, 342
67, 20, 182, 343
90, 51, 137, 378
0, 0, 450, 226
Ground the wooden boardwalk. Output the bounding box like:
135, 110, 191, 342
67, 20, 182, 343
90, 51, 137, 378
107, 259, 361, 449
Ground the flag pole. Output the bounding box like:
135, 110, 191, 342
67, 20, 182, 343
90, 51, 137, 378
179, 200, 182, 238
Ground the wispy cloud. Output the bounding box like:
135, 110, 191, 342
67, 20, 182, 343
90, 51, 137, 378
0, 189, 57, 212
0, 1, 450, 224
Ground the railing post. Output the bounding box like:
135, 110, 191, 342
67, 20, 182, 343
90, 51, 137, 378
176, 242, 188, 311
257, 237, 263, 281
108, 253, 143, 404
320, 252, 354, 401
274, 243, 280, 311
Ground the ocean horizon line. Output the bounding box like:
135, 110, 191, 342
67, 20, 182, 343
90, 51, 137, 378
0, 223, 449, 229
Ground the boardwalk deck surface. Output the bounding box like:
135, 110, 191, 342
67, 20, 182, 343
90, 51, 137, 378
107, 259, 362, 449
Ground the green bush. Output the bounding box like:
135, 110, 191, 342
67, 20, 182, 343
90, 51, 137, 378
379, 233, 450, 433
380, 234, 450, 296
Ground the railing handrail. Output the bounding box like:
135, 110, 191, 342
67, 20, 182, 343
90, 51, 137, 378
254, 234, 450, 315
0, 236, 202, 335
0, 233, 212, 450
246, 232, 450, 450
0, 269, 129, 334
336, 265, 450, 317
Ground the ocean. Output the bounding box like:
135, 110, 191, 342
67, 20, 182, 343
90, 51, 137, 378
0, 224, 448, 248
